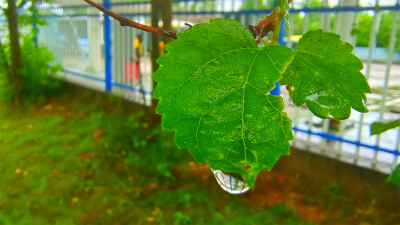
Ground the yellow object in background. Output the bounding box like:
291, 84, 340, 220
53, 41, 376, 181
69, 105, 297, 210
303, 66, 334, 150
158, 41, 165, 49
134, 37, 140, 48
159, 41, 165, 56
134, 37, 144, 58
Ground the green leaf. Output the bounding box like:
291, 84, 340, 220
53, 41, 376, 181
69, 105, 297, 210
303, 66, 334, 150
153, 19, 294, 188
371, 119, 400, 135
385, 164, 400, 187
281, 29, 371, 119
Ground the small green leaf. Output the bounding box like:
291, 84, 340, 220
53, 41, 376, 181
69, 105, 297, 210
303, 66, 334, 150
153, 19, 294, 188
281, 29, 371, 119
371, 119, 400, 135
386, 164, 400, 187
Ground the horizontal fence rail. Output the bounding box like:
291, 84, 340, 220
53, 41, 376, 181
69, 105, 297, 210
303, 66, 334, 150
28, 0, 400, 174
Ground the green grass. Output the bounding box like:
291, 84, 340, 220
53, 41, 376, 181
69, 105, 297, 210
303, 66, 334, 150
0, 92, 312, 225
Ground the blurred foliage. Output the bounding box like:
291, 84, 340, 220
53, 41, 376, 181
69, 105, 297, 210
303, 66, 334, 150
0, 0, 62, 104
0, 34, 63, 104
18, 1, 47, 36
20, 35, 63, 103
319, 182, 344, 210
244, 0, 275, 9
172, 0, 275, 12
0, 91, 313, 225
377, 12, 400, 50
353, 12, 373, 47
355, 11, 400, 50
289, 0, 324, 35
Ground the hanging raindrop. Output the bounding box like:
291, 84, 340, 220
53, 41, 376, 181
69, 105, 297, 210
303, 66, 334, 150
211, 169, 250, 194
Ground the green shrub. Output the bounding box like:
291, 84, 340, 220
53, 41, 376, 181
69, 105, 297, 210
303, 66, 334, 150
0, 35, 63, 104
20, 35, 63, 103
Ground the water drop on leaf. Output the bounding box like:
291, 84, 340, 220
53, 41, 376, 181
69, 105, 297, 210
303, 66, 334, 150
211, 169, 250, 194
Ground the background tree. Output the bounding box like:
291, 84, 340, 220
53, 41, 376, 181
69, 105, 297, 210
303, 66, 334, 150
355, 11, 400, 50
149, 0, 173, 126
0, 0, 62, 104
4, 0, 23, 104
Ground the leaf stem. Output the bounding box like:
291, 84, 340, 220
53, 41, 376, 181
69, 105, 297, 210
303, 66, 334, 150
271, 11, 284, 44
83, 0, 177, 39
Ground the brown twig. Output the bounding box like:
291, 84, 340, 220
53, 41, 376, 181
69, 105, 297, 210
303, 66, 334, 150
84, 0, 292, 43
249, 0, 292, 43
83, 0, 177, 39
184, 23, 193, 29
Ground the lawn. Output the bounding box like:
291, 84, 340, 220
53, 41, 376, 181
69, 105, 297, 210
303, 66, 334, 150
0, 85, 399, 225
0, 89, 313, 225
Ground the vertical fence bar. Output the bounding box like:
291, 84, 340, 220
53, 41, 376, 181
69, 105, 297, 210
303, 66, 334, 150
337, 0, 359, 158
396, 129, 400, 167
321, 0, 330, 154
391, 2, 400, 170
304, 2, 313, 151
375, 5, 399, 166
32, 2, 38, 49
104, 0, 112, 91
355, 0, 380, 164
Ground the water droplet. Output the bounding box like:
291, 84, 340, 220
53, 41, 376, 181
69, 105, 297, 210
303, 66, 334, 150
211, 169, 250, 194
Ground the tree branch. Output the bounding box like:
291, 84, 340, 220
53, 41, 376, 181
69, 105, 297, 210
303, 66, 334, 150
83, 0, 177, 39
84, 0, 292, 43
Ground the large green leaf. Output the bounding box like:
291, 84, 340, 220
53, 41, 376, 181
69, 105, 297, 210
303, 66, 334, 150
153, 19, 294, 188
281, 29, 371, 119
371, 119, 400, 135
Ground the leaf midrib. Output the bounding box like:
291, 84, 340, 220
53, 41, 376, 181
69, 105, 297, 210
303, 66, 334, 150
193, 48, 285, 165
168, 47, 257, 99
241, 51, 261, 162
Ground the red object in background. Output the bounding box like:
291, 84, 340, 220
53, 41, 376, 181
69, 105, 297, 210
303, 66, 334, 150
135, 62, 139, 80
124, 61, 140, 81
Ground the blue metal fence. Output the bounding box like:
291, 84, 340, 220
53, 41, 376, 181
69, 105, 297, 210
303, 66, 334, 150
103, 0, 113, 92
34, 0, 399, 174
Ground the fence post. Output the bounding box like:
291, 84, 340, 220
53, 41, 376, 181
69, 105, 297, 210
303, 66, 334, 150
103, 0, 112, 92
32, 1, 38, 48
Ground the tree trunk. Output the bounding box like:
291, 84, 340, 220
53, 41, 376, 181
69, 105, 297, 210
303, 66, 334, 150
151, 0, 161, 74
7, 0, 23, 104
149, 0, 173, 128
160, 0, 173, 44
0, 37, 10, 82
151, 0, 173, 72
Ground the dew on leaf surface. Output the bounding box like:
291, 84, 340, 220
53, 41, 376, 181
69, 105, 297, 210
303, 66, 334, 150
211, 169, 250, 194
